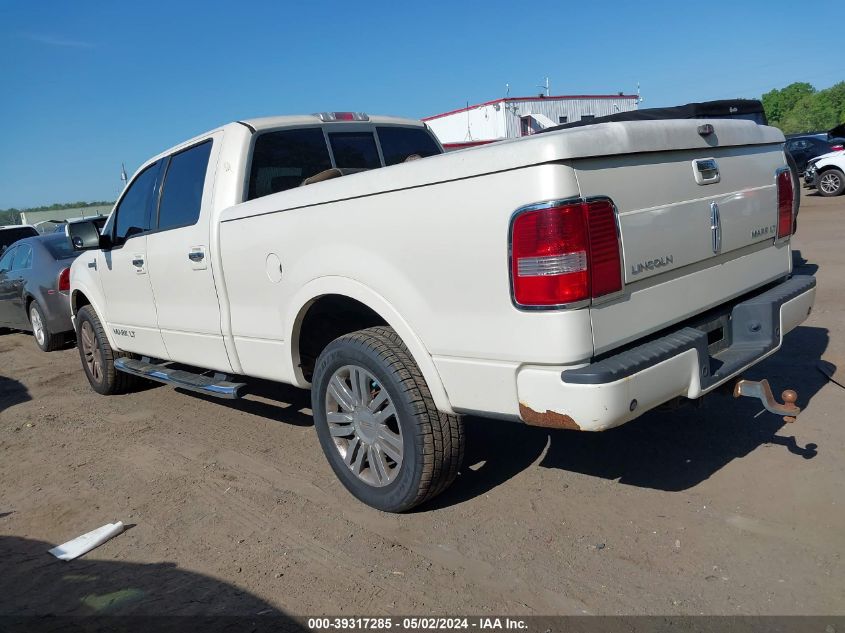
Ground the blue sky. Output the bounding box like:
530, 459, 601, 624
1, 0, 843, 209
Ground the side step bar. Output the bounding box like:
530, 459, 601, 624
114, 357, 247, 399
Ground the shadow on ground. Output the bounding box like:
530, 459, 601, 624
793, 249, 818, 275
0, 375, 31, 413
425, 323, 829, 510
0, 535, 305, 631
178, 379, 314, 427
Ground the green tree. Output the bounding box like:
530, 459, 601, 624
763, 82, 816, 127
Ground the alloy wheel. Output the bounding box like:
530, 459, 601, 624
819, 172, 841, 195
29, 306, 45, 346
79, 320, 103, 383
324, 364, 403, 487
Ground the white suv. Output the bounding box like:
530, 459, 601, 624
805, 150, 845, 196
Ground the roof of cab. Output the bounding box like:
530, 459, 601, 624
138, 114, 428, 171
239, 114, 426, 132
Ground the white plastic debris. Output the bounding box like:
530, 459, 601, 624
48, 521, 125, 561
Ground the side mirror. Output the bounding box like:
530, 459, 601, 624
67, 220, 104, 251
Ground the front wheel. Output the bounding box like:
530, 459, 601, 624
818, 169, 845, 197
311, 326, 463, 512
75, 305, 137, 395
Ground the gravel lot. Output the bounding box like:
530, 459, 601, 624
1, 190, 843, 617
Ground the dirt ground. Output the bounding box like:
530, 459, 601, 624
1, 190, 843, 618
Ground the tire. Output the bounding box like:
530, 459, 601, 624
28, 300, 62, 352
311, 326, 464, 512
75, 305, 138, 395
785, 152, 801, 234
817, 168, 845, 197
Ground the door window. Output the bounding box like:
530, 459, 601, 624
157, 141, 213, 231
247, 128, 333, 199
328, 132, 381, 169
0, 246, 16, 272
113, 161, 162, 245
12, 244, 32, 270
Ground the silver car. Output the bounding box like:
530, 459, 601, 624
0, 234, 81, 351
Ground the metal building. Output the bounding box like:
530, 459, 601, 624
20, 205, 112, 232
423, 94, 639, 149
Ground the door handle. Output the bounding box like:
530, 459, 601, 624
132, 258, 144, 268
188, 251, 204, 262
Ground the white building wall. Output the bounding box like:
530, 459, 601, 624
425, 97, 639, 145
425, 103, 505, 144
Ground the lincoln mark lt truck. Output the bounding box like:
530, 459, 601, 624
67, 112, 815, 511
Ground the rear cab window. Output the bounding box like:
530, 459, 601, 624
248, 128, 332, 200
245, 123, 442, 201
328, 132, 381, 169
0, 227, 39, 252
376, 126, 442, 165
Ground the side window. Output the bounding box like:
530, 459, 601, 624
12, 244, 32, 270
328, 132, 381, 169
376, 127, 442, 166
114, 161, 161, 245
157, 140, 212, 231
0, 246, 16, 272
247, 128, 332, 200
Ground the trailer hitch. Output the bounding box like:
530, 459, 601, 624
733, 379, 800, 423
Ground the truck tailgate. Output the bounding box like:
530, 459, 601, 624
574, 142, 792, 355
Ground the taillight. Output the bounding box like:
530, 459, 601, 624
510, 198, 622, 307
831, 145, 844, 152
57, 267, 70, 293
776, 168, 794, 240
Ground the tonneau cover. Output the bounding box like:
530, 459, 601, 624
540, 99, 768, 133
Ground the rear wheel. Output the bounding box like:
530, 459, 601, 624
818, 169, 845, 197
29, 301, 62, 352
312, 326, 463, 512
75, 305, 138, 395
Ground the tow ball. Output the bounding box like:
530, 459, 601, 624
733, 379, 800, 423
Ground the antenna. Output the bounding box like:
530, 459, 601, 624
636, 82, 644, 104
465, 100, 472, 142
120, 163, 128, 187
537, 77, 550, 97
505, 83, 510, 98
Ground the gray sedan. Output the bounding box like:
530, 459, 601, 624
0, 234, 80, 351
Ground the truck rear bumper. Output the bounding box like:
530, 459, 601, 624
516, 275, 816, 431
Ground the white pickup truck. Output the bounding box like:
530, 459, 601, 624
67, 112, 815, 511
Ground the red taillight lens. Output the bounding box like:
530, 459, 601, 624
585, 199, 623, 298
510, 199, 622, 307
57, 267, 70, 292
333, 112, 355, 121
776, 168, 794, 240
831, 145, 844, 152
